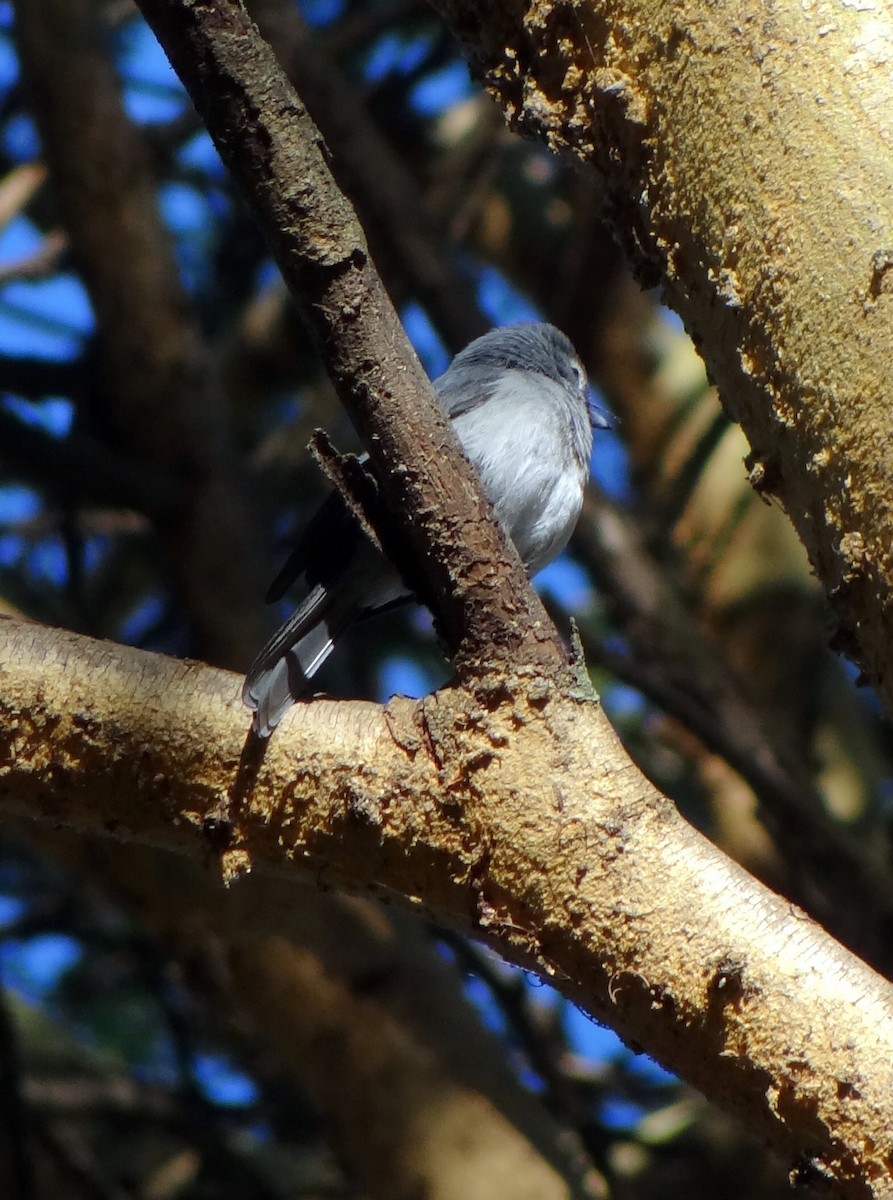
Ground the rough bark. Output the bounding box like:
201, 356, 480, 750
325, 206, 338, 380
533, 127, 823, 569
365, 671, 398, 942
431, 0, 893, 712
6, 0, 893, 1194
247, 0, 490, 353
3, 615, 893, 1197
133, 0, 567, 682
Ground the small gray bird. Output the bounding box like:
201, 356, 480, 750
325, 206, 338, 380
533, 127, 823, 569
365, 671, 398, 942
243, 323, 607, 736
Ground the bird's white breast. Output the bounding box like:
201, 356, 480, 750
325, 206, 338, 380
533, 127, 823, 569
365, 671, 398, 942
451, 370, 590, 576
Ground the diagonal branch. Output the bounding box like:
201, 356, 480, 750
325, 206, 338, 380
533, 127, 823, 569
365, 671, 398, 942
248, 0, 490, 353
133, 0, 568, 684
10, 2, 893, 1193
570, 489, 893, 970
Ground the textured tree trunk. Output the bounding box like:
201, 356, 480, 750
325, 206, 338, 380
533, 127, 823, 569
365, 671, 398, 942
430, 0, 893, 712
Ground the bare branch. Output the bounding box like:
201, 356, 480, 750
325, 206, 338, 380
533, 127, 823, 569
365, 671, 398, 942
249, 0, 490, 353
3, 614, 893, 1196
132, 0, 568, 684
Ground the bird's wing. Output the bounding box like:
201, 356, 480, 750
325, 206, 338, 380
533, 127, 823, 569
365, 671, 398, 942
435, 364, 501, 420
265, 490, 363, 603
266, 363, 503, 603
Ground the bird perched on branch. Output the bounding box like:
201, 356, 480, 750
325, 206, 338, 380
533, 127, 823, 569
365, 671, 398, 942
243, 323, 609, 736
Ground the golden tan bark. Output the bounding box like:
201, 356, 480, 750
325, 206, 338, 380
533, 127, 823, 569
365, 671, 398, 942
3, 615, 893, 1196
432, 0, 893, 713
5, 2, 893, 1195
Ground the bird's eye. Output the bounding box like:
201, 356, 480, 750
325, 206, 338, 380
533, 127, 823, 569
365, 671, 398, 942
569, 360, 585, 389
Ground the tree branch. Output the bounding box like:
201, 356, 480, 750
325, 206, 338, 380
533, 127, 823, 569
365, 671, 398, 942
9, 1, 891, 1193
569, 489, 893, 971
248, 0, 490, 353
132, 0, 567, 684
2, 614, 893, 1196
9, 820, 598, 1200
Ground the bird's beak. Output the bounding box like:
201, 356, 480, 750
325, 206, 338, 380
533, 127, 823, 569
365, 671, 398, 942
587, 400, 614, 431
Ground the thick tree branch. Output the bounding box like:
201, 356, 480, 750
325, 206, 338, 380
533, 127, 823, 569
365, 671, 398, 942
8, 2, 890, 1194
431, 0, 893, 714
133, 0, 567, 683
2, 615, 893, 1196
248, 0, 490, 353
570, 489, 893, 970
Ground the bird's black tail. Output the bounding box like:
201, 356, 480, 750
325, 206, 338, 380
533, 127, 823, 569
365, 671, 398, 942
242, 583, 359, 737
